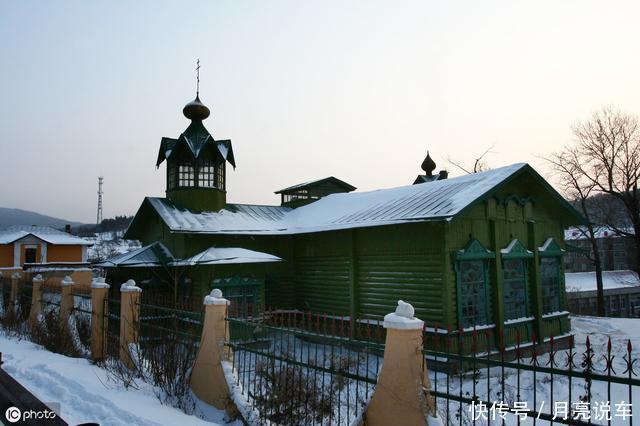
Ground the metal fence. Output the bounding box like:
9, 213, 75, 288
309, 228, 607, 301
104, 298, 121, 357
225, 309, 382, 426
424, 327, 640, 425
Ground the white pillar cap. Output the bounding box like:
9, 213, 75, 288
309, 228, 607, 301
91, 276, 110, 289
120, 279, 142, 292
32, 274, 44, 282
61, 275, 75, 286
11, 272, 21, 280
383, 300, 424, 330
204, 288, 230, 305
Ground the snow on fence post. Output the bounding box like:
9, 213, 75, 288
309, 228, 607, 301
364, 300, 439, 426
9, 272, 21, 311
91, 277, 110, 361
59, 275, 75, 327
190, 288, 237, 413
119, 279, 141, 369
29, 274, 44, 326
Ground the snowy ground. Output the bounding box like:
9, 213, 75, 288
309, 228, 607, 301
2, 316, 640, 425
430, 316, 640, 425
0, 333, 240, 426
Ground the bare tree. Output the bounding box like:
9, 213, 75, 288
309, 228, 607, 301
447, 145, 495, 174
545, 150, 606, 315
546, 106, 640, 315
573, 107, 640, 271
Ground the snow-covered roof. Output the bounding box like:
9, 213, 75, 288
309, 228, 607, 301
141, 163, 541, 235
97, 242, 281, 268
275, 176, 356, 194
174, 247, 282, 266
95, 241, 174, 268
0, 226, 92, 245
565, 270, 640, 292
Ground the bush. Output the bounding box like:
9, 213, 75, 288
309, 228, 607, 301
142, 333, 199, 413
251, 351, 362, 425
30, 309, 82, 358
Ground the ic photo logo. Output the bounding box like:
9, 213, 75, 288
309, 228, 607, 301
4, 406, 58, 423
5, 406, 21, 423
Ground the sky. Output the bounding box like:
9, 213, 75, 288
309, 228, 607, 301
1, 1, 639, 223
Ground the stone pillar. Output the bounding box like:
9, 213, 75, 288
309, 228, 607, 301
29, 274, 44, 326
190, 288, 236, 412
59, 275, 75, 326
119, 279, 141, 369
364, 300, 437, 426
91, 277, 110, 361
9, 272, 20, 311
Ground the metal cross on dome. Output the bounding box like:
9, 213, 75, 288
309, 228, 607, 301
195, 59, 201, 96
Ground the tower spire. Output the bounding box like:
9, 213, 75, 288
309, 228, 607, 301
195, 59, 201, 97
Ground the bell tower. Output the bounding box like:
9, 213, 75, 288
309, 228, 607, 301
155, 65, 235, 211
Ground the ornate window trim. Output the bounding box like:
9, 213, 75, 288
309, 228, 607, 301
538, 237, 565, 313
454, 239, 494, 328
501, 239, 533, 320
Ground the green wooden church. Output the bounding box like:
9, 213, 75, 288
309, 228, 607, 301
111, 91, 584, 348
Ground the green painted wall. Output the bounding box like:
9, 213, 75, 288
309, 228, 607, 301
123, 169, 576, 347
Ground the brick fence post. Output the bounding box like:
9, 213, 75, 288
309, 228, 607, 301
59, 275, 75, 327
364, 300, 439, 426
29, 274, 44, 326
119, 279, 141, 369
190, 288, 236, 412
91, 277, 110, 361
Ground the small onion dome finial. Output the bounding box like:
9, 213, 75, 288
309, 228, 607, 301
183, 95, 210, 121
421, 151, 436, 177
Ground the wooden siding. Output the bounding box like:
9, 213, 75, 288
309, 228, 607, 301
357, 251, 443, 322
47, 245, 83, 263
295, 255, 351, 314
447, 172, 572, 341
0, 244, 13, 267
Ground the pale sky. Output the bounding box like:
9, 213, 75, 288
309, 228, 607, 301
1, 1, 639, 223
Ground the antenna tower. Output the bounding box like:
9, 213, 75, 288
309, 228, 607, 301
97, 177, 104, 225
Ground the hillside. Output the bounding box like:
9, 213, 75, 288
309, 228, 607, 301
0, 207, 82, 229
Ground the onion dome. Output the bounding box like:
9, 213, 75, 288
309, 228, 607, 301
421, 152, 436, 177
183, 95, 210, 121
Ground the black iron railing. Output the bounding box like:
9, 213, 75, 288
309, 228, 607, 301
424, 326, 640, 425
225, 311, 382, 426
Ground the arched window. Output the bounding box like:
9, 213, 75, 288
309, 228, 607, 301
178, 162, 195, 187
455, 239, 494, 328
539, 238, 565, 313
501, 239, 533, 320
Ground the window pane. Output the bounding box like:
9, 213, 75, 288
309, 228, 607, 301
541, 257, 561, 313
458, 260, 488, 328
198, 159, 215, 188
167, 163, 177, 189
503, 259, 528, 320
179, 163, 194, 187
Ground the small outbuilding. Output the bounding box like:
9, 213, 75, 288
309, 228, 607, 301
0, 225, 92, 285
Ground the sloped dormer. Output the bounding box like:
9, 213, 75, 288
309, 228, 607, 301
275, 177, 356, 208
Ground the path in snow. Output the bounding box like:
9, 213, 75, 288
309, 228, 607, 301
0, 334, 238, 426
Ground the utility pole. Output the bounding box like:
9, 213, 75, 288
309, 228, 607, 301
97, 176, 104, 226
